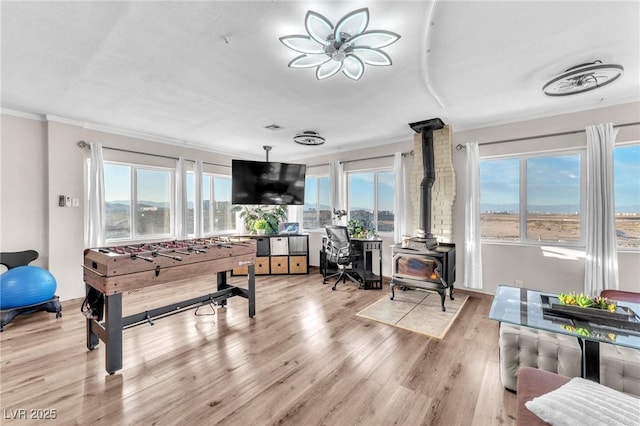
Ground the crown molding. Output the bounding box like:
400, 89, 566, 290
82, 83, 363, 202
45, 114, 87, 127
1, 107, 45, 121
1, 108, 211, 151
83, 121, 187, 147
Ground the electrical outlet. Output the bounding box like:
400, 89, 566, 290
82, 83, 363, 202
72, 198, 80, 207
514, 280, 524, 287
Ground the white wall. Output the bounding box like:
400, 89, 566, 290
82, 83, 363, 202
1, 113, 237, 301
1, 114, 49, 269
3, 103, 638, 300
452, 102, 640, 295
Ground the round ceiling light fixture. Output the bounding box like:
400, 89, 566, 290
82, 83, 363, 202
294, 131, 325, 146
542, 60, 624, 97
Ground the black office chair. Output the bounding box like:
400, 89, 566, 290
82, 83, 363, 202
323, 225, 361, 291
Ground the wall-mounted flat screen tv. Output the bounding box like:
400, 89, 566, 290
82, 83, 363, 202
232, 159, 306, 205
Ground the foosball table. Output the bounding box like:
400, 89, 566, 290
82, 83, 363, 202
82, 237, 256, 374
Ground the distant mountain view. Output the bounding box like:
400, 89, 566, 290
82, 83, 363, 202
481, 203, 640, 214
108, 200, 205, 209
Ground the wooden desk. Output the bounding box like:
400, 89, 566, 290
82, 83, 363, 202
321, 237, 383, 290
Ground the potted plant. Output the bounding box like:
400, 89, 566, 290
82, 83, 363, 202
232, 205, 288, 234
253, 219, 269, 235
346, 217, 373, 239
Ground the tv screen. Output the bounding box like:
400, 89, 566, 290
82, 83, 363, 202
232, 159, 306, 205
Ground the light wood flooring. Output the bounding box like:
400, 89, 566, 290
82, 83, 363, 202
0, 270, 516, 425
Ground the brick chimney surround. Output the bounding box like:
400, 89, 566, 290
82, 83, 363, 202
410, 125, 456, 243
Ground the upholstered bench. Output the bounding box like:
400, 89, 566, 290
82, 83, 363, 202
599, 290, 640, 397
499, 323, 582, 391
516, 367, 570, 426
601, 344, 640, 396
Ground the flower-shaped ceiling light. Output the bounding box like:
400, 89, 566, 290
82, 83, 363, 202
279, 8, 400, 81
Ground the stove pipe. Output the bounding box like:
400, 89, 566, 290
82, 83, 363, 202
408, 118, 445, 238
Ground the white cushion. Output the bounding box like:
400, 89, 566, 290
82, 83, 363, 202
525, 377, 640, 426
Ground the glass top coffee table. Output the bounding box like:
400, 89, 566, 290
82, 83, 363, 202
489, 285, 640, 381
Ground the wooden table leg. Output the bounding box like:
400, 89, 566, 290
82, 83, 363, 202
248, 264, 255, 318
104, 293, 123, 375
582, 339, 600, 382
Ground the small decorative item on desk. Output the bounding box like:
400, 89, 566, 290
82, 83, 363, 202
347, 217, 373, 239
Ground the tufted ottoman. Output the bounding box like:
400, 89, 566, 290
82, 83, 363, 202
499, 323, 582, 391
600, 341, 640, 397
599, 290, 640, 397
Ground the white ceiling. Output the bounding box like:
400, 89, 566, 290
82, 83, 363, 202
2, 1, 639, 162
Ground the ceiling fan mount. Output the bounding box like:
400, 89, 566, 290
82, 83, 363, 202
542, 60, 624, 97
294, 131, 326, 146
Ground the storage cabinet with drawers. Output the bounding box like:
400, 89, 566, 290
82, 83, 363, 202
232, 234, 309, 276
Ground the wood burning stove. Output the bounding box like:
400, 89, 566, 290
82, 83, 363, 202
391, 243, 455, 311
390, 118, 456, 311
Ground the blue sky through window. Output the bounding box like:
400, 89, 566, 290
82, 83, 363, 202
480, 146, 640, 214
348, 172, 394, 211
614, 145, 640, 210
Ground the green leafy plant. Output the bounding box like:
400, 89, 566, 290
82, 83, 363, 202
232, 205, 288, 234
253, 219, 268, 233
346, 217, 373, 238
558, 292, 617, 312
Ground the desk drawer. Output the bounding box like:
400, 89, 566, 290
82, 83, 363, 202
361, 241, 382, 250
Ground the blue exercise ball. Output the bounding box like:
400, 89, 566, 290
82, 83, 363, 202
0, 266, 57, 310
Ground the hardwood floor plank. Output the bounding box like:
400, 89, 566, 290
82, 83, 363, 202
0, 271, 515, 425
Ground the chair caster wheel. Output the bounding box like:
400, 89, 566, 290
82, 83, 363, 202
331, 286, 336, 291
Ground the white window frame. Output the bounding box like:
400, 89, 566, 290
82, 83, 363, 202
480, 148, 586, 247
613, 141, 640, 251
346, 168, 395, 236
104, 161, 175, 244
303, 174, 330, 231
202, 173, 236, 236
